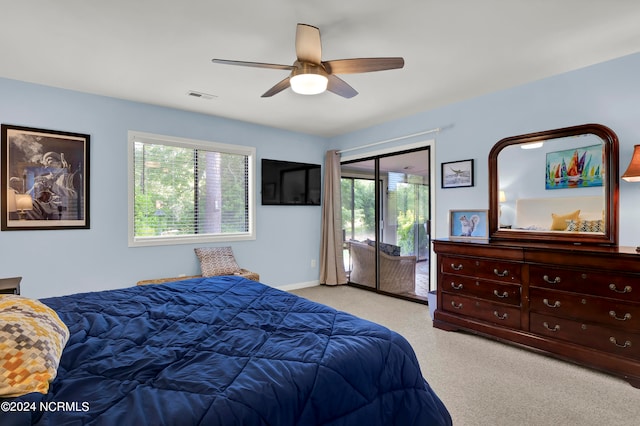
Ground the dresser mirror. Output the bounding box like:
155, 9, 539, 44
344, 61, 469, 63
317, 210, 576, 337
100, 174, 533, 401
488, 123, 619, 245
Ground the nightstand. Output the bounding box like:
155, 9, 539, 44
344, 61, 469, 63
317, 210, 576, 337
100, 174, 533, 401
0, 277, 22, 295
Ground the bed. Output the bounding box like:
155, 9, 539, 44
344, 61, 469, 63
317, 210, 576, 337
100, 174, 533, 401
512, 195, 604, 232
1, 276, 451, 425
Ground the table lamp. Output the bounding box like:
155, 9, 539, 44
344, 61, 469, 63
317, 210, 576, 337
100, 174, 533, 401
622, 144, 640, 251
15, 193, 33, 220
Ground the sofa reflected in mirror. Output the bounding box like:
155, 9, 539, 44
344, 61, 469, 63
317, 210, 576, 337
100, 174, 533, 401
348, 240, 416, 294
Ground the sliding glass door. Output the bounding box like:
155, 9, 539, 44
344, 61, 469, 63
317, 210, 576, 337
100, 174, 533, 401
341, 147, 431, 302
341, 164, 379, 290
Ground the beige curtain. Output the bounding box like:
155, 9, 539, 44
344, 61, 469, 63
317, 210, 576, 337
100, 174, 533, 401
319, 150, 347, 285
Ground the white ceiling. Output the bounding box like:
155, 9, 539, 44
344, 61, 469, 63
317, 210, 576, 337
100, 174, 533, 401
2, 1, 640, 137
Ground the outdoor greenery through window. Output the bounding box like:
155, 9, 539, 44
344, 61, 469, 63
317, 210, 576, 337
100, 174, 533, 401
128, 132, 255, 246
341, 177, 376, 242
341, 175, 429, 257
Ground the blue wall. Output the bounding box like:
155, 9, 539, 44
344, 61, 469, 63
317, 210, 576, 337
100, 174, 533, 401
3, 51, 640, 298
330, 52, 640, 248
0, 78, 325, 298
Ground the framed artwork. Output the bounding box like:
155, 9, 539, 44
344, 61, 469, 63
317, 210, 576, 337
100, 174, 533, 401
1, 124, 90, 230
449, 209, 488, 239
441, 159, 474, 188
545, 143, 603, 190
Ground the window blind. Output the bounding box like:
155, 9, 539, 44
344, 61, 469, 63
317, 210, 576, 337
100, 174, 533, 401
129, 132, 255, 246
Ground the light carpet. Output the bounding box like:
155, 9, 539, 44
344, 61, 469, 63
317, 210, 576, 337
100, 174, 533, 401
291, 285, 640, 426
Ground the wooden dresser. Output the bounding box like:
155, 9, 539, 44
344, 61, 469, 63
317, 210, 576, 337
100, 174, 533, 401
433, 239, 640, 387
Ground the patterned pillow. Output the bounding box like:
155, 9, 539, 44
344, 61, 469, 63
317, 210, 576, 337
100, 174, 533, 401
379, 242, 401, 256
566, 219, 604, 233
195, 246, 242, 277
0, 295, 69, 397
363, 239, 401, 256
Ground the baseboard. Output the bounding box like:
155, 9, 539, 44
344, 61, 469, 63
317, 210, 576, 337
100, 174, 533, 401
277, 280, 320, 291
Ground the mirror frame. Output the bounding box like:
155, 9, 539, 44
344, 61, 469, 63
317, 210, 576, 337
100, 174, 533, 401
489, 123, 619, 246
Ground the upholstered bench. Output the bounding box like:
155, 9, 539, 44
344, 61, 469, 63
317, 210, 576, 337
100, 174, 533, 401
137, 247, 259, 286
137, 269, 260, 286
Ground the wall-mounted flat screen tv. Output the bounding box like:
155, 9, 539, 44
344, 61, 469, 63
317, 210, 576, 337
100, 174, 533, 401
261, 159, 321, 205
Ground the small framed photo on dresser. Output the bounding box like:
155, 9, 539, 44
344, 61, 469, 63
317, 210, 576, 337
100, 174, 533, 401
449, 209, 488, 239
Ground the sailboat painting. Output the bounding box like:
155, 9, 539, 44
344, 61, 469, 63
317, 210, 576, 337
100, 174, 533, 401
545, 144, 603, 190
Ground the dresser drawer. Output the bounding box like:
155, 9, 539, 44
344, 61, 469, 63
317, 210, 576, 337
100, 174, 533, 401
442, 273, 521, 306
529, 265, 640, 303
530, 313, 640, 359
442, 293, 521, 328
530, 288, 640, 331
441, 255, 521, 284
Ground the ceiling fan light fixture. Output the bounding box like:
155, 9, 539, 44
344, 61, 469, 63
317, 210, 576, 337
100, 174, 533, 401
290, 73, 328, 95
520, 141, 544, 150
290, 63, 328, 95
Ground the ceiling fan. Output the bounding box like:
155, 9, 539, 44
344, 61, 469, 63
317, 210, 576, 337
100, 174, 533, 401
212, 23, 404, 98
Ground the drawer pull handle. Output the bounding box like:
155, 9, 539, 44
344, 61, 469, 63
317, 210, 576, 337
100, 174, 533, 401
493, 269, 509, 277
450, 282, 463, 290
609, 284, 632, 294
493, 290, 509, 298
493, 311, 508, 320
609, 311, 632, 321
543, 299, 561, 308
543, 275, 561, 284
609, 337, 632, 349
450, 263, 463, 271
543, 322, 560, 332
451, 301, 463, 309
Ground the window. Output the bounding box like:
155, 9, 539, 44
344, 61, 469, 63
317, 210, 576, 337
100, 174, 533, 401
128, 131, 255, 246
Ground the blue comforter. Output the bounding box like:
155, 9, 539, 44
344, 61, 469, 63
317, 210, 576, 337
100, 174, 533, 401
3, 276, 451, 425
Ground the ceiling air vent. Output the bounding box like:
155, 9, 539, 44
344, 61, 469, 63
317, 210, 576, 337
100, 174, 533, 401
186, 90, 217, 100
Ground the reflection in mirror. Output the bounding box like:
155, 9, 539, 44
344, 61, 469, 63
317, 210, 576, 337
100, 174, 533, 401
489, 124, 619, 246
498, 134, 605, 230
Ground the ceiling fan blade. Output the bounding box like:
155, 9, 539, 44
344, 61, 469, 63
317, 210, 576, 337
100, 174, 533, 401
261, 76, 291, 97
212, 59, 294, 71
323, 57, 405, 74
326, 75, 358, 99
295, 23, 322, 64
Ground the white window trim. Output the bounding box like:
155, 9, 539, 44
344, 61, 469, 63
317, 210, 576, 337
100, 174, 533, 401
127, 131, 256, 247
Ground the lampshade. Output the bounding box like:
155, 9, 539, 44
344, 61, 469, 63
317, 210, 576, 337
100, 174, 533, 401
499, 190, 506, 203
7, 189, 17, 212
290, 64, 328, 95
622, 144, 640, 182
15, 194, 33, 211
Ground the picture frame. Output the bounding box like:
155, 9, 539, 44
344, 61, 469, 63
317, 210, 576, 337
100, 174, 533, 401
449, 209, 488, 239
1, 124, 90, 231
545, 143, 603, 190
441, 159, 474, 188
